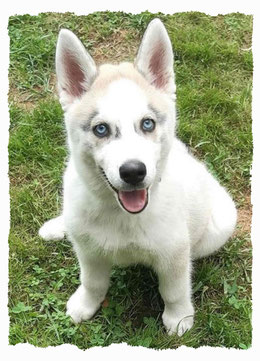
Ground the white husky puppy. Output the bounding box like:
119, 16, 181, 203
39, 19, 237, 336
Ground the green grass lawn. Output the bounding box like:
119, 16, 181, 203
8, 11, 252, 349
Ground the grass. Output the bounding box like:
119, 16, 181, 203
8, 11, 252, 349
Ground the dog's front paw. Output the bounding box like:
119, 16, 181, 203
66, 285, 101, 323
162, 306, 194, 336
38, 216, 65, 241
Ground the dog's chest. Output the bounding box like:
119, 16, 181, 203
84, 212, 151, 249
68, 207, 170, 265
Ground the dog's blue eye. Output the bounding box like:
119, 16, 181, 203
141, 118, 155, 132
93, 123, 109, 138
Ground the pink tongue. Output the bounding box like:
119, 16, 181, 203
118, 189, 147, 213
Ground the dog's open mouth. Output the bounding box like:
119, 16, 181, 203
100, 168, 148, 214
118, 189, 148, 214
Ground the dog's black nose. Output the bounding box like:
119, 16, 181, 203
119, 160, 147, 185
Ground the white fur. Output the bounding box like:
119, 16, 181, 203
39, 19, 237, 336
38, 215, 65, 241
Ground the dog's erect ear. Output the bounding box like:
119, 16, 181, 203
135, 19, 176, 98
56, 29, 97, 111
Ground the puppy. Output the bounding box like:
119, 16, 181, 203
39, 19, 237, 336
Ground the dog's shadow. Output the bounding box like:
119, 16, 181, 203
107, 265, 163, 327
105, 255, 225, 328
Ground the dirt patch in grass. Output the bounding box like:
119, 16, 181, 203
235, 193, 252, 237
91, 28, 140, 64
240, 32, 252, 51
9, 86, 36, 110
9, 74, 57, 110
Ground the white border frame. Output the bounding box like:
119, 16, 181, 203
1, 1, 258, 360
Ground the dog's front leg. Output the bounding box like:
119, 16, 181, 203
66, 246, 111, 323
155, 251, 194, 336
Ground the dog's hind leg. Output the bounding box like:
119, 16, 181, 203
191, 187, 237, 260
38, 215, 65, 241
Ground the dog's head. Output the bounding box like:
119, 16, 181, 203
56, 19, 177, 214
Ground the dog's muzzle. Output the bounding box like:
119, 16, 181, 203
100, 165, 149, 214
